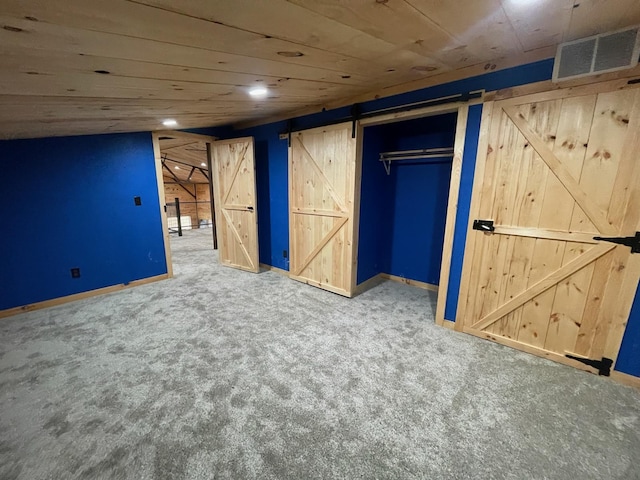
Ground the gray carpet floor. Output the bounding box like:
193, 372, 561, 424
1, 229, 639, 480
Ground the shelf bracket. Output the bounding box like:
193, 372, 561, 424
381, 157, 391, 175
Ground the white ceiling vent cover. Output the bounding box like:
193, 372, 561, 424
552, 26, 640, 82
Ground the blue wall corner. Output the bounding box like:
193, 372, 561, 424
0, 132, 167, 310
357, 123, 394, 284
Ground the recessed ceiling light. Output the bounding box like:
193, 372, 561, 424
174, 166, 180, 170
163, 119, 178, 127
277, 51, 304, 57
248, 87, 268, 98
412, 65, 438, 72
201, 162, 206, 167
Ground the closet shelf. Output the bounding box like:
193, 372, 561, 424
379, 148, 454, 175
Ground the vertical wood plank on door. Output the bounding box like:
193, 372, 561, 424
456, 102, 496, 331
474, 109, 528, 328
569, 89, 637, 356
542, 94, 598, 353
588, 90, 640, 360
575, 90, 637, 229
485, 103, 532, 337
514, 99, 564, 347
350, 124, 364, 293
435, 106, 468, 326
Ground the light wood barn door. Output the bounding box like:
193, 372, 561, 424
211, 137, 259, 273
457, 84, 640, 375
289, 123, 361, 297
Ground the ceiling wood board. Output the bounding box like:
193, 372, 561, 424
0, 0, 637, 139
564, 0, 640, 41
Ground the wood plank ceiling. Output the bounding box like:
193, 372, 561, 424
0, 0, 639, 139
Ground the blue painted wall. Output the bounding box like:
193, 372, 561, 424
615, 286, 640, 377
357, 114, 456, 285
0, 132, 167, 310
357, 123, 393, 284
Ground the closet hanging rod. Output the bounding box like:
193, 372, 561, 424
379, 148, 454, 175
380, 147, 453, 158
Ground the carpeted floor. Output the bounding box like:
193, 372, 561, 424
1, 229, 639, 480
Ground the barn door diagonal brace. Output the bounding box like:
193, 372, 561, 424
565, 354, 613, 376
593, 232, 640, 253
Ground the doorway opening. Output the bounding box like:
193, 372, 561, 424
356, 105, 470, 325
152, 131, 218, 277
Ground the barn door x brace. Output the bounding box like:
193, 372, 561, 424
473, 220, 640, 254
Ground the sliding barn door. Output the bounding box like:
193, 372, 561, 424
210, 137, 259, 273
457, 84, 640, 374
289, 123, 361, 297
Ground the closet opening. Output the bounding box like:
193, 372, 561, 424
356, 107, 468, 325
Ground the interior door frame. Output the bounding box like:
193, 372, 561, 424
453, 77, 640, 374
151, 130, 218, 277
358, 100, 480, 326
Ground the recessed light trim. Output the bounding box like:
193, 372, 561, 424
174, 166, 180, 170
163, 119, 178, 127
201, 162, 207, 167
412, 65, 439, 72
248, 87, 268, 98
277, 51, 304, 57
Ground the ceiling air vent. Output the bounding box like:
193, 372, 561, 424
552, 26, 640, 82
